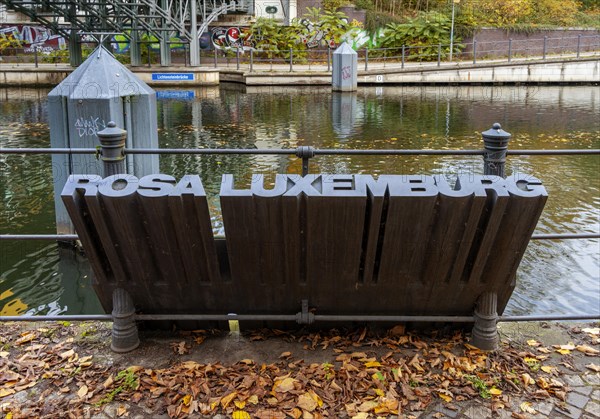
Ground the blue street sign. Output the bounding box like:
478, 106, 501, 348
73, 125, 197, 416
151, 73, 195, 81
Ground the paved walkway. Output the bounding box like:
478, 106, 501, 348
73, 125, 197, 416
1, 320, 598, 418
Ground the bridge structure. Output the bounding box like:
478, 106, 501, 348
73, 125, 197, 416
0, 0, 251, 66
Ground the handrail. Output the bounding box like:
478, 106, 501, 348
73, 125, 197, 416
0, 313, 597, 323
1, 233, 599, 241
1, 147, 599, 156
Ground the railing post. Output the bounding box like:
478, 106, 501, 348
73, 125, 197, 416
543, 36, 547, 60
437, 43, 441, 66
401, 45, 405, 68
364, 48, 368, 71
214, 48, 218, 68
236, 47, 240, 70
471, 291, 499, 351
577, 34, 581, 58
508, 38, 512, 62
482, 122, 511, 178
473, 39, 477, 64
147, 45, 152, 67
250, 49, 254, 72
290, 48, 293, 72
111, 288, 139, 353
327, 48, 332, 72
97, 121, 127, 176
34, 46, 38, 68
296, 146, 315, 177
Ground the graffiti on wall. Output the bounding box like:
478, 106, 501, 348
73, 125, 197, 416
0, 24, 66, 52
209, 27, 253, 50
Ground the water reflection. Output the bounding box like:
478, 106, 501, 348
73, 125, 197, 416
0, 85, 598, 316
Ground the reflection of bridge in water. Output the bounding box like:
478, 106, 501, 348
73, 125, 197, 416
0, 0, 253, 66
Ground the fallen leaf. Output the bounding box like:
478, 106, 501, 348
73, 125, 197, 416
77, 385, 88, 399
279, 351, 292, 358
15, 332, 36, 345
221, 392, 237, 409
586, 363, 600, 372
357, 400, 378, 412
526, 339, 540, 347
274, 377, 297, 393
520, 401, 536, 414
351, 413, 369, 419
297, 392, 318, 412
233, 411, 251, 419
541, 366, 555, 374
582, 327, 600, 335
0, 388, 15, 398
576, 345, 600, 355
438, 392, 452, 402
117, 404, 127, 417
59, 349, 75, 359
489, 388, 502, 396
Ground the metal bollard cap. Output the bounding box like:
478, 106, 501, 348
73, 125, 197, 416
481, 122, 511, 141
97, 121, 127, 140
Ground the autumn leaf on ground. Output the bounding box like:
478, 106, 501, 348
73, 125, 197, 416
170, 341, 189, 355
15, 332, 36, 345
582, 327, 600, 335
526, 339, 541, 347
520, 401, 536, 414
576, 345, 600, 355
586, 363, 600, 372
297, 392, 318, 412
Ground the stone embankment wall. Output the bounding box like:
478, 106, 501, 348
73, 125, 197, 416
463, 28, 600, 58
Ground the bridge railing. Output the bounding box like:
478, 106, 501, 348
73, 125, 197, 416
1, 34, 599, 69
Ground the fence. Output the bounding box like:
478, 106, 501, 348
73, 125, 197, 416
1, 134, 599, 349
1, 34, 599, 69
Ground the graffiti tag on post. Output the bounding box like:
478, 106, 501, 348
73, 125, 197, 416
74, 116, 106, 138
341, 66, 352, 80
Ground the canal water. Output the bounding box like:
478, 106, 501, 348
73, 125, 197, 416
1, 85, 599, 317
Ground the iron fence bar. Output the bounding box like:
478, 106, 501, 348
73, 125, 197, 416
531, 233, 599, 240
2, 148, 599, 156
0, 315, 112, 322
2, 233, 598, 241
498, 314, 599, 322
0, 234, 79, 240
1, 313, 597, 323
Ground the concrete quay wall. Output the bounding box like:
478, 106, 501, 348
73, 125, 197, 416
0, 58, 598, 87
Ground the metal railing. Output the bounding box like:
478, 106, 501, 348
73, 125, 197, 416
2, 34, 599, 69
0, 138, 599, 331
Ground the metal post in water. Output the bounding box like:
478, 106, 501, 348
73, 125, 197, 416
543, 36, 547, 60
473, 39, 477, 64
327, 48, 331, 72
508, 38, 512, 62
437, 44, 441, 66
236, 47, 240, 70
214, 48, 218, 68
34, 46, 38, 68
471, 291, 499, 351
250, 49, 254, 72
290, 48, 293, 72
97, 121, 127, 176
364, 48, 368, 71
111, 288, 139, 353
482, 122, 511, 178
577, 34, 581, 58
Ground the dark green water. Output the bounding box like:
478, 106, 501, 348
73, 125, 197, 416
1, 85, 599, 317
